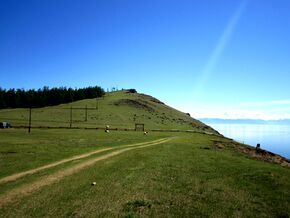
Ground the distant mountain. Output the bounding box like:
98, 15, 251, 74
200, 118, 290, 125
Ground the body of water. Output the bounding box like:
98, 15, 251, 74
206, 123, 290, 159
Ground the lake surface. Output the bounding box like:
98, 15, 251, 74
206, 123, 290, 159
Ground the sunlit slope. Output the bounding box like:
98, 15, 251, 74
0, 90, 218, 134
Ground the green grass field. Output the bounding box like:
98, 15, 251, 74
0, 129, 289, 217
0, 91, 289, 217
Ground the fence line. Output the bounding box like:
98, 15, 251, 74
10, 125, 209, 135
0, 106, 217, 135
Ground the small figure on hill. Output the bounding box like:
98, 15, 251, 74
256, 143, 261, 150
0, 122, 11, 129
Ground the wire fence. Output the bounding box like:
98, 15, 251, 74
0, 105, 209, 134
0, 106, 106, 131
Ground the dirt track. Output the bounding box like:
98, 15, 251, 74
0, 137, 172, 207
0, 138, 169, 185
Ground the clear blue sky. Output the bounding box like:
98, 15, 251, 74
1, 0, 290, 119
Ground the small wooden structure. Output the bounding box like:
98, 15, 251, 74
135, 123, 144, 131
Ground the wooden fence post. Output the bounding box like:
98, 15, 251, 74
85, 105, 88, 122
70, 106, 72, 128
28, 107, 32, 133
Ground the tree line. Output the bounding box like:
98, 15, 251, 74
0, 86, 105, 109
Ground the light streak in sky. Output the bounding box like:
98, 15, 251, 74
193, 0, 249, 97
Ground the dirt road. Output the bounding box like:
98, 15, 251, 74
0, 138, 169, 185
0, 137, 172, 207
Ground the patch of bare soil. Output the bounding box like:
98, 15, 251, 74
114, 99, 155, 112
211, 139, 290, 167
0, 137, 172, 207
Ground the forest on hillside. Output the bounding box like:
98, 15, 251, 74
0, 86, 105, 109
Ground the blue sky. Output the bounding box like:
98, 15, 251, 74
1, 0, 290, 119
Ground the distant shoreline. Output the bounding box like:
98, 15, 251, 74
200, 118, 290, 125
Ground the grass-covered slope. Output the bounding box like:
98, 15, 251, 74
0, 90, 218, 134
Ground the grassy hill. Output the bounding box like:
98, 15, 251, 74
0, 90, 218, 134
0, 90, 289, 217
